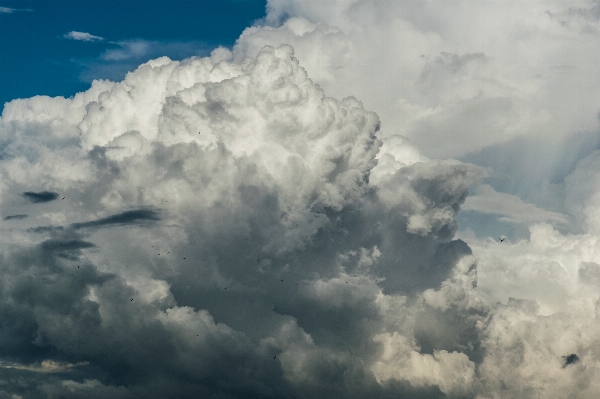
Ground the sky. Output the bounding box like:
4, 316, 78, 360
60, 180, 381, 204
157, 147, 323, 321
2, 0, 600, 398
0, 0, 267, 105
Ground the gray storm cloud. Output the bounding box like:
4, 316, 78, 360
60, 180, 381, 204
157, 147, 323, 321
3, 6, 600, 396
0, 44, 486, 398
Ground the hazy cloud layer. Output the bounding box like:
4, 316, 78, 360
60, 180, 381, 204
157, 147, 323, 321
463, 184, 568, 225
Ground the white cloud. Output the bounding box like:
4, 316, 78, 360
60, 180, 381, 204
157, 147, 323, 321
463, 184, 569, 225
101, 40, 150, 60
235, 1, 600, 161
64, 31, 104, 42
0, 6, 31, 13
565, 150, 600, 234
1, 44, 480, 397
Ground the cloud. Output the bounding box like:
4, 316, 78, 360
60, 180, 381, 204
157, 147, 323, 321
64, 31, 104, 42
72, 39, 214, 85
22, 191, 59, 203
71, 208, 161, 229
0, 6, 31, 13
0, 43, 491, 398
0, 359, 88, 373
230, 0, 600, 235
3, 214, 27, 220
2, 1, 600, 395
462, 184, 569, 225
229, 10, 600, 397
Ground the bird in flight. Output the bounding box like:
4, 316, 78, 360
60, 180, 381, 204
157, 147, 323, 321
131, 298, 133, 301
62, 197, 65, 200
499, 237, 506, 242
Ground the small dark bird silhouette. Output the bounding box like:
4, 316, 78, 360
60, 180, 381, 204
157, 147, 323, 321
274, 355, 276, 359
78, 266, 79, 268
183, 258, 186, 260
280, 279, 283, 282
62, 197, 65, 200
499, 237, 506, 242
257, 259, 260, 263
131, 298, 133, 301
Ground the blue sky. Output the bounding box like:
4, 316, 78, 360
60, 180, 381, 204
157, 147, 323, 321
0, 0, 266, 108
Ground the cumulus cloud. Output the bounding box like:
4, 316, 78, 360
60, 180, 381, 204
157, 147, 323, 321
0, 43, 488, 398
240, 1, 600, 160
3, 1, 600, 397
64, 31, 104, 42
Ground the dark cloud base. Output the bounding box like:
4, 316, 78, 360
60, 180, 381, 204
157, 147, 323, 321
3, 214, 27, 220
22, 192, 59, 204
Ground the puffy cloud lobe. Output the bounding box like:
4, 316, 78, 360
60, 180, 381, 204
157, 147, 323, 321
0, 44, 487, 398
454, 217, 600, 398
374, 159, 486, 238
229, 8, 600, 398
233, 1, 600, 237
239, 1, 600, 161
